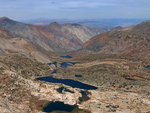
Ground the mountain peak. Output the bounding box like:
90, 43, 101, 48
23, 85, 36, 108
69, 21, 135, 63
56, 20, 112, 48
0, 17, 18, 26
137, 20, 150, 26
143, 20, 150, 23
0, 16, 14, 23
49, 22, 60, 26
114, 26, 123, 29
48, 22, 62, 29
0, 16, 9, 21
133, 20, 150, 31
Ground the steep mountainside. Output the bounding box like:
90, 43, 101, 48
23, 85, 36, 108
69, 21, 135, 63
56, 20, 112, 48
26, 19, 144, 31
0, 17, 100, 52
0, 28, 50, 62
64, 23, 101, 43
83, 21, 150, 59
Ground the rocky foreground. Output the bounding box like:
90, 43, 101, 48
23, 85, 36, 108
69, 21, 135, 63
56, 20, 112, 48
0, 54, 150, 113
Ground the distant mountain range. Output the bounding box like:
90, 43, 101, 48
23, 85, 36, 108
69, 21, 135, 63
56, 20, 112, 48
0, 17, 101, 52
1, 16, 150, 60
83, 21, 150, 59
24, 18, 146, 31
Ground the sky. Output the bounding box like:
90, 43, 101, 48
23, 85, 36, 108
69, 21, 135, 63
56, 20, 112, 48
0, 0, 150, 20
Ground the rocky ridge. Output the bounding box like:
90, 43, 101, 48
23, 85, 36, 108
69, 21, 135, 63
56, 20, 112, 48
0, 17, 100, 52
83, 21, 150, 60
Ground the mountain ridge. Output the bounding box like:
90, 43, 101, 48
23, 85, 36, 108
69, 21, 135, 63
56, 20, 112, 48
83, 20, 150, 59
0, 17, 100, 52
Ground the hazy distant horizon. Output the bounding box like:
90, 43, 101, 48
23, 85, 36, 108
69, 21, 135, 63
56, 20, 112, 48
21, 18, 149, 22
20, 18, 148, 30
2, 16, 150, 23
0, 0, 150, 20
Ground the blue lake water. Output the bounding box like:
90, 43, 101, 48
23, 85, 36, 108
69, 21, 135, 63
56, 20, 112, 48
125, 78, 136, 81
145, 65, 150, 70
61, 62, 79, 68
79, 90, 90, 103
61, 55, 72, 59
48, 61, 79, 68
48, 62, 57, 67
75, 75, 82, 77
43, 101, 77, 112
57, 87, 74, 93
37, 76, 97, 90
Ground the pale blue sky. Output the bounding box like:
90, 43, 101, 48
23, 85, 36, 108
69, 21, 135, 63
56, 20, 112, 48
0, 0, 150, 20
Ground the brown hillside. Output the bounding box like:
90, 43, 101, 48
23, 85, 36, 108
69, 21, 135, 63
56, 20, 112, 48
0, 17, 100, 52
83, 21, 150, 59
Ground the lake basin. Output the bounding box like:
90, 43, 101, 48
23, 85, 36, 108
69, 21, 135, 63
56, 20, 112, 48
37, 76, 97, 90
48, 62, 57, 67
75, 75, 82, 77
61, 62, 79, 68
145, 65, 150, 70
43, 101, 77, 113
60, 55, 72, 59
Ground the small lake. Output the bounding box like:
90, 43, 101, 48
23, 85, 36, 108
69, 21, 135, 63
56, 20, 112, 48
75, 75, 82, 78
48, 62, 57, 67
57, 87, 74, 93
145, 65, 150, 70
61, 55, 72, 59
61, 62, 79, 68
48, 61, 79, 68
125, 78, 136, 81
43, 101, 77, 113
37, 76, 97, 90
79, 90, 90, 103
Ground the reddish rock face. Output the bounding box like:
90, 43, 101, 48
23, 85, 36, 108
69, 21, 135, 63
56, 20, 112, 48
83, 21, 150, 59
0, 28, 11, 38
0, 28, 17, 39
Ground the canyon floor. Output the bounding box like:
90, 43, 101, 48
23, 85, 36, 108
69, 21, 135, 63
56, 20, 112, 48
0, 52, 150, 113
